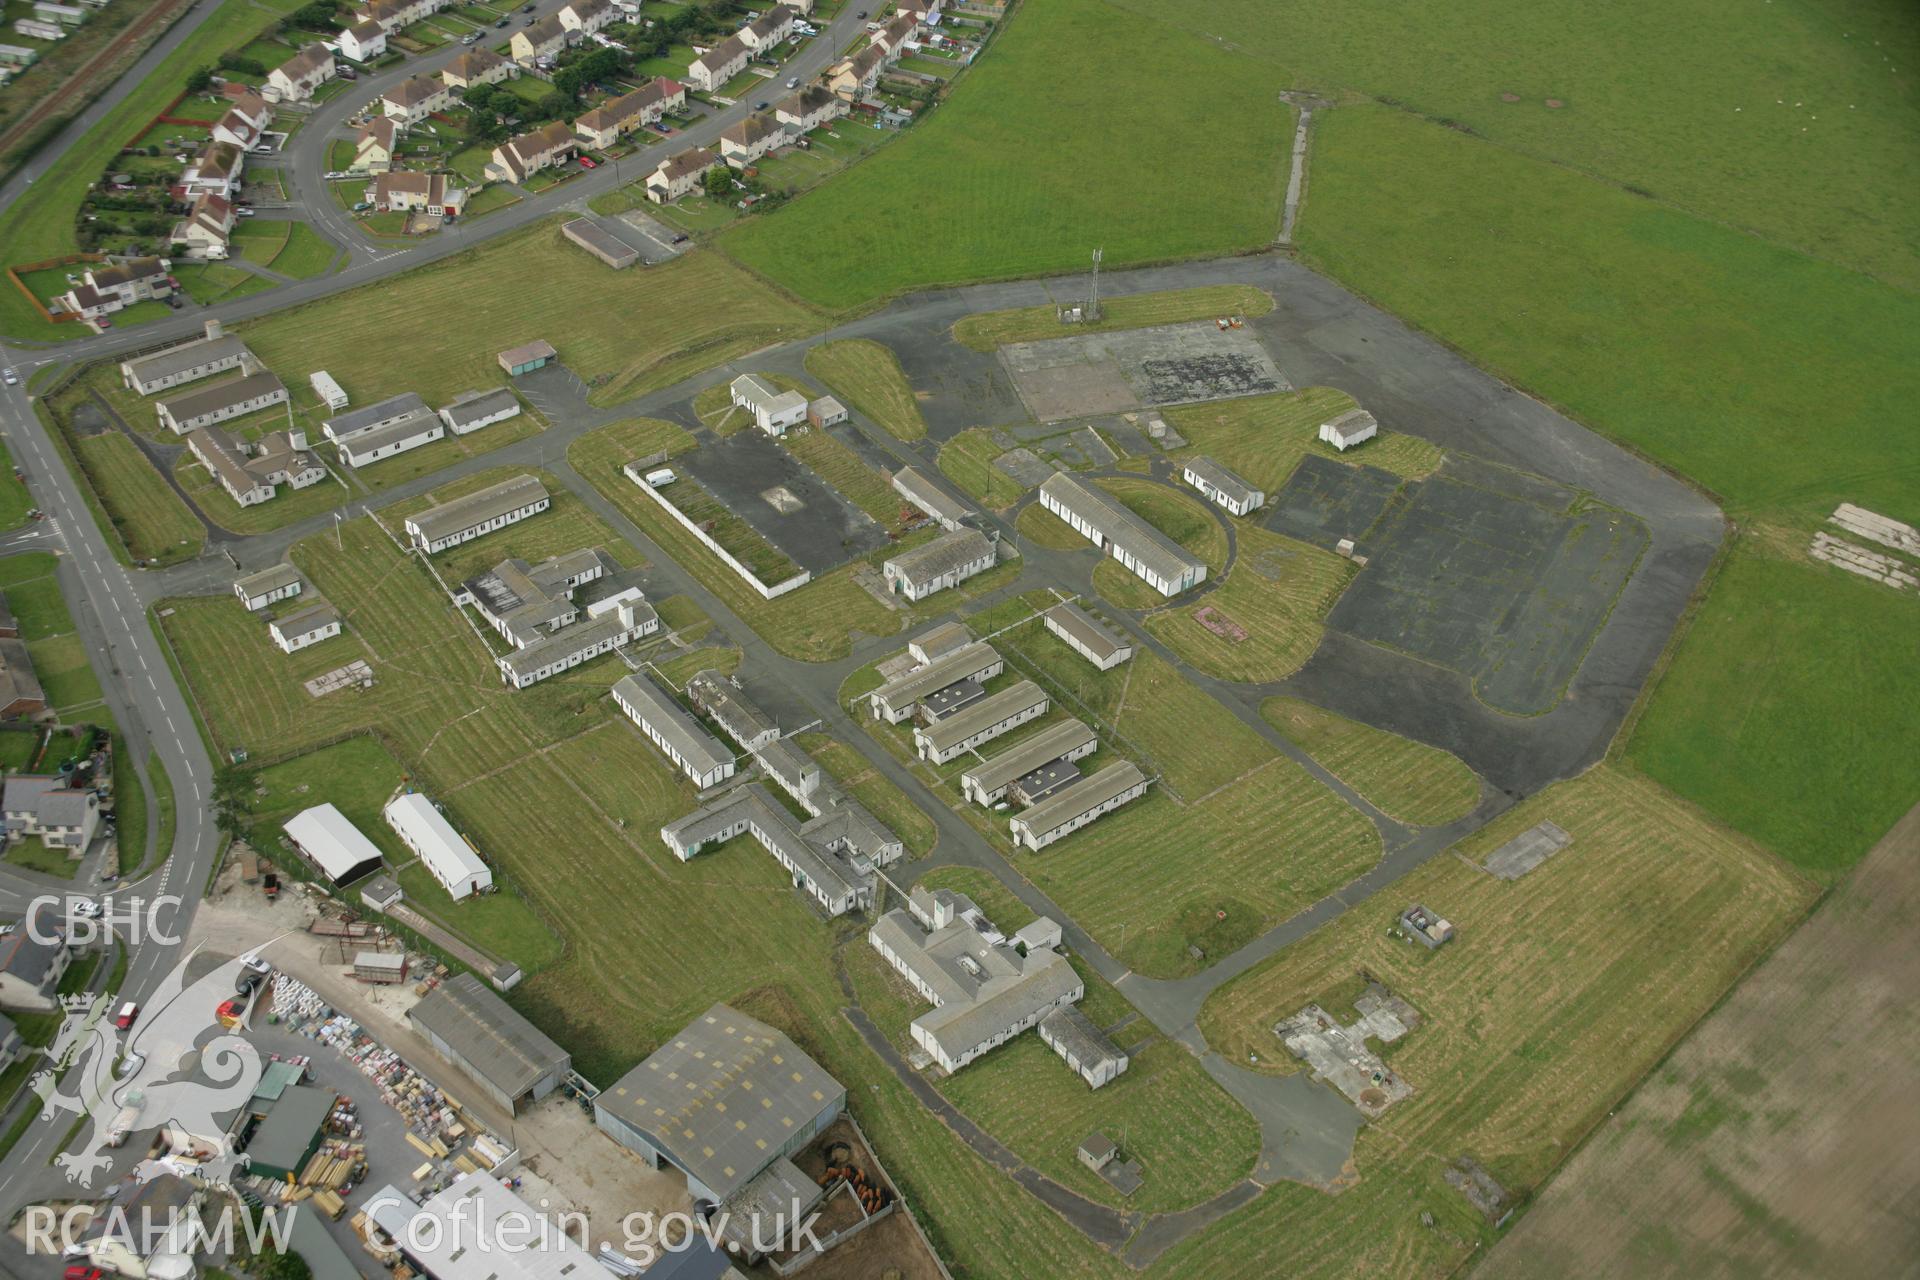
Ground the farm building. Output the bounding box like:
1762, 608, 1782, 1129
155, 369, 287, 434
807, 396, 847, 428
913, 679, 1048, 764
406, 974, 571, 1113
309, 370, 348, 410
869, 887, 1082, 1074
1319, 408, 1379, 451
404, 475, 549, 553
384, 793, 490, 900
1181, 456, 1264, 516
1008, 761, 1149, 851
497, 339, 556, 377
729, 373, 808, 435
120, 320, 249, 394
883, 528, 996, 602
1038, 1003, 1130, 1089
594, 1004, 845, 1202
436, 387, 521, 435
686, 669, 779, 751
612, 674, 735, 789
1039, 473, 1206, 597
282, 803, 383, 884
560, 217, 637, 269
891, 466, 973, 532
959, 719, 1098, 807
269, 602, 342, 653
1043, 601, 1132, 670
233, 564, 301, 611
908, 620, 971, 665
868, 641, 1003, 723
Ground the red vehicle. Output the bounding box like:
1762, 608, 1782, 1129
65, 1265, 102, 1279
578, 156, 597, 169
113, 1001, 138, 1030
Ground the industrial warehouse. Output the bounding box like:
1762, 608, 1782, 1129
405, 974, 572, 1114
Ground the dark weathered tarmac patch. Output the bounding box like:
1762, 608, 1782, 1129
999, 321, 1288, 421
1327, 461, 1649, 716
680, 430, 886, 574
1266, 454, 1405, 553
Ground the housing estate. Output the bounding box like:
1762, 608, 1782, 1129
486, 120, 575, 182
188, 426, 326, 507
1181, 456, 1264, 515
737, 3, 793, 51
645, 146, 718, 202
380, 74, 453, 125
441, 47, 513, 90
155, 368, 286, 433
959, 718, 1098, 806
913, 679, 1047, 763
169, 192, 236, 260
1319, 407, 1380, 451
2, 773, 100, 851
54, 256, 171, 322
509, 14, 568, 63
1043, 600, 1132, 670
406, 975, 569, 1113
729, 372, 808, 434
437, 387, 520, 434
1008, 760, 1148, 850
266, 43, 335, 102
385, 792, 491, 900
882, 528, 995, 601
869, 887, 1083, 1074
270, 601, 342, 653
283, 802, 384, 884
1038, 472, 1207, 597
612, 673, 735, 789
775, 82, 845, 132
120, 320, 248, 393
571, 76, 685, 147
338, 16, 386, 61
371, 171, 464, 217
686, 33, 749, 92
352, 117, 397, 173
234, 564, 302, 611
594, 1003, 845, 1219
868, 640, 1003, 723
0, 927, 70, 1011
717, 110, 784, 166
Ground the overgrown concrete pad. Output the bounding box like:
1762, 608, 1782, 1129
679, 428, 886, 574
999, 320, 1289, 421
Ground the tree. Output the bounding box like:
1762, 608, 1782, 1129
185, 65, 214, 94
211, 764, 259, 848
464, 105, 504, 144
702, 165, 732, 198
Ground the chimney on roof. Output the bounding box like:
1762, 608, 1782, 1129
288, 429, 308, 451
204, 318, 223, 341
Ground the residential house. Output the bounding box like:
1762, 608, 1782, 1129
896, 0, 942, 22
728, 372, 807, 434
55, 256, 172, 321
868, 887, 1082, 1074
169, 192, 236, 259
774, 83, 843, 132
380, 73, 452, 125
1319, 407, 1379, 451
0, 928, 70, 1011
558, 0, 612, 33
0, 638, 46, 719
486, 120, 574, 182
156, 368, 288, 433
353, 116, 398, 173
177, 141, 243, 200
119, 320, 248, 394
210, 90, 271, 149
736, 3, 793, 52
1038, 472, 1207, 597
1181, 455, 1263, 515
441, 47, 513, 90
686, 33, 748, 93
266, 43, 335, 102
644, 146, 717, 203
571, 77, 685, 148
372, 170, 464, 216
270, 602, 343, 653
882, 528, 996, 602
234, 564, 303, 611
509, 14, 568, 64
359, 0, 443, 31
717, 110, 783, 166
338, 16, 386, 61
3, 773, 101, 852
826, 45, 885, 100
870, 12, 919, 59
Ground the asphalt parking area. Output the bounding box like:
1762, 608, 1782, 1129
1327, 458, 1650, 716
1265, 454, 1405, 553
679, 429, 886, 573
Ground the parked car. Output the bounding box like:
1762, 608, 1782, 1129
237, 208, 257, 217
671, 232, 688, 243
251, 144, 273, 154
495, 15, 509, 25
64, 1266, 102, 1280
461, 32, 477, 43
856, 8, 867, 16
785, 77, 798, 88
1, 369, 16, 386
578, 156, 597, 168
352, 200, 371, 211
755, 100, 769, 109
339, 65, 358, 79
113, 1002, 138, 1030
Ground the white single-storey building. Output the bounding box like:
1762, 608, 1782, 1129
1319, 408, 1379, 452
384, 792, 491, 900
729, 373, 809, 435
269, 601, 341, 653
1181, 456, 1264, 516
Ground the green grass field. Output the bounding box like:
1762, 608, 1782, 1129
780, 426, 909, 533
1142, 525, 1353, 684
1014, 500, 1087, 550
270, 223, 339, 279
953, 285, 1275, 351
723, 0, 1290, 308
0, 440, 33, 531
1261, 696, 1480, 826
936, 427, 1028, 510
1165, 387, 1442, 497
0, 553, 106, 721
802, 339, 928, 440
1096, 478, 1227, 574
1176, 765, 1816, 1279
70, 433, 203, 566
234, 222, 823, 410
0, 0, 309, 339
